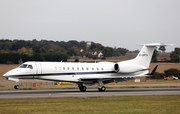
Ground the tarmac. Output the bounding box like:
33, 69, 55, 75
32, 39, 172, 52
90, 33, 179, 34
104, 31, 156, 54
0, 88, 180, 99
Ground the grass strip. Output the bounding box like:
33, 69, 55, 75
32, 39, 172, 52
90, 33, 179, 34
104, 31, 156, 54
0, 95, 180, 114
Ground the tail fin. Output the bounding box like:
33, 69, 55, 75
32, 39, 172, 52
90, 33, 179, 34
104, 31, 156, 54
131, 43, 174, 68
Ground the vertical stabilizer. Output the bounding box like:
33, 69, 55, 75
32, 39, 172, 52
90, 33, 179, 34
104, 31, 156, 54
131, 43, 174, 68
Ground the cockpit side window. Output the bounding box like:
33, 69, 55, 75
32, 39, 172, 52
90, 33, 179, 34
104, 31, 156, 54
19, 64, 28, 68
27, 65, 33, 69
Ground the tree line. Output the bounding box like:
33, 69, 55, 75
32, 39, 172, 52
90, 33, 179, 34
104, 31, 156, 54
0, 52, 69, 64
170, 48, 180, 62
0, 39, 129, 64
0, 39, 180, 64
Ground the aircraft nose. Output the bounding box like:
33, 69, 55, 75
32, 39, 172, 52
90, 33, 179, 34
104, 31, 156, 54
3, 68, 18, 78
3, 72, 9, 78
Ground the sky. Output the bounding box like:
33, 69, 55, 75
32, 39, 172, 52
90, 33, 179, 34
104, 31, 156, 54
0, 0, 180, 52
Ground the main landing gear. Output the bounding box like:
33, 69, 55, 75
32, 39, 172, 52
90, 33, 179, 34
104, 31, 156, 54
77, 80, 106, 92
98, 80, 106, 92
78, 83, 87, 92
98, 86, 106, 92
79, 86, 87, 92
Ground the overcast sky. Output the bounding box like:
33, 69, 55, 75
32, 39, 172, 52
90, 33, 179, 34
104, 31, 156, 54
0, 0, 179, 51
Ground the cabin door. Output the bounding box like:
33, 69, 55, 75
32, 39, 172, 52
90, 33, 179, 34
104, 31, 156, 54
35, 63, 42, 74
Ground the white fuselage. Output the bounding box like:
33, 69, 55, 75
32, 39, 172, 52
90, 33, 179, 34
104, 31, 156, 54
3, 61, 147, 83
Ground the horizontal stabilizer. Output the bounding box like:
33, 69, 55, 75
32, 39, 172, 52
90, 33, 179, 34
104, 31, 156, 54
149, 65, 158, 75
138, 43, 175, 47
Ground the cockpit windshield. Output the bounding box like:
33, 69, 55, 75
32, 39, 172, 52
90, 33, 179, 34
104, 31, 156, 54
19, 64, 33, 69
19, 64, 28, 68
27, 65, 33, 69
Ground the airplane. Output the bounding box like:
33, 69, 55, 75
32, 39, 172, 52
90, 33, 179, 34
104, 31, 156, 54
3, 43, 173, 92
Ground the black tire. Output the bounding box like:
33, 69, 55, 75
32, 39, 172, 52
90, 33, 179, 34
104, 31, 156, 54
101, 86, 106, 92
14, 85, 17, 89
16, 85, 19, 89
98, 86, 106, 92
14, 85, 19, 89
79, 86, 86, 92
82, 86, 86, 91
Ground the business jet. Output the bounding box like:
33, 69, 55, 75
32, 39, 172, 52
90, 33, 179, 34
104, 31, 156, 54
3, 43, 173, 92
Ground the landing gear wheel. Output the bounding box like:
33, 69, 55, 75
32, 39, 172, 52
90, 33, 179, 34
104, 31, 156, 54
79, 86, 87, 92
14, 85, 19, 89
98, 86, 106, 92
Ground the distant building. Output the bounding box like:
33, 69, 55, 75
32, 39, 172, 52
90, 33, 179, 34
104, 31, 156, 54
94, 51, 97, 55
86, 41, 92, 48
80, 49, 84, 52
98, 52, 103, 58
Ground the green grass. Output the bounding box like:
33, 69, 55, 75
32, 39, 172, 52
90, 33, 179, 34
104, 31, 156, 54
0, 95, 180, 114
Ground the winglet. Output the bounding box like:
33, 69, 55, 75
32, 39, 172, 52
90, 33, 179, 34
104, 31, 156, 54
149, 65, 158, 75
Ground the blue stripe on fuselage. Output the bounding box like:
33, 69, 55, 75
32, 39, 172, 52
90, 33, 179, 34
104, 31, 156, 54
5, 71, 116, 77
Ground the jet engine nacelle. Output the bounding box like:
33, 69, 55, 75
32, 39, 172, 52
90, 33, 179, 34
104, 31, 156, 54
114, 63, 144, 73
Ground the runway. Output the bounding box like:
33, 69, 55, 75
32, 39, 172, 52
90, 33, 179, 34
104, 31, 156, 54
0, 88, 180, 99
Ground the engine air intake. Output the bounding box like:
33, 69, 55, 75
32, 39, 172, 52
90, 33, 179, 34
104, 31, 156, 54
114, 64, 119, 72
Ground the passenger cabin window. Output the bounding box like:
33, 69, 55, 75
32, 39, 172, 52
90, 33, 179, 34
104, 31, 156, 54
27, 65, 33, 69
19, 64, 28, 68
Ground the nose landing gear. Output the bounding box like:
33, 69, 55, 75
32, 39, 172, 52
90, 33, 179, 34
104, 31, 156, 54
14, 82, 19, 89
14, 85, 19, 89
